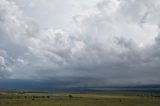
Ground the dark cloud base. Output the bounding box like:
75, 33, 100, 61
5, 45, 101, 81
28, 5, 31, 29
0, 79, 160, 92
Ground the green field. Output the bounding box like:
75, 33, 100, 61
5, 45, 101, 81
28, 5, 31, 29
0, 92, 160, 106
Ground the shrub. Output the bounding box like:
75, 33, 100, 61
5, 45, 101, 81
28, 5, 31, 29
68, 94, 73, 99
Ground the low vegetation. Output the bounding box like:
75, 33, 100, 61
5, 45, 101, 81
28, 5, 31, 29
0, 92, 159, 106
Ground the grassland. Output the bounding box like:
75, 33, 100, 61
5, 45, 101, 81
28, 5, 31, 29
0, 92, 160, 106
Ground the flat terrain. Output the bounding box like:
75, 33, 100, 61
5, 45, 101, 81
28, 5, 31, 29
0, 92, 160, 106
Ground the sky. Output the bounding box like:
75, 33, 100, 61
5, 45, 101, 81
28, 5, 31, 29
0, 0, 160, 89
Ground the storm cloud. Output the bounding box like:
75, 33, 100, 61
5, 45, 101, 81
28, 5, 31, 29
0, 0, 160, 87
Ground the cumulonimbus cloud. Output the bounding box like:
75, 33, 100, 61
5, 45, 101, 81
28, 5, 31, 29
0, 0, 160, 86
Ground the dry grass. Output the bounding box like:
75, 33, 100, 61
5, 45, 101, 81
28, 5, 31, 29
0, 92, 159, 106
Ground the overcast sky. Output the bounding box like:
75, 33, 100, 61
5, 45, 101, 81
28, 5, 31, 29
0, 0, 160, 88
